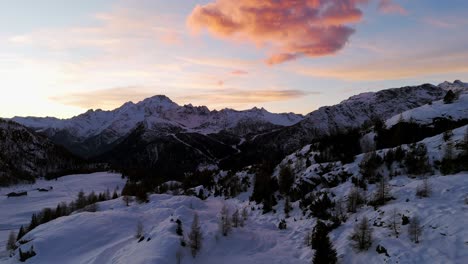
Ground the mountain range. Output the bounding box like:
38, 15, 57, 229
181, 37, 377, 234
3, 80, 468, 184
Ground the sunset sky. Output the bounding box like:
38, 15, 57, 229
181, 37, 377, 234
1, 0, 468, 118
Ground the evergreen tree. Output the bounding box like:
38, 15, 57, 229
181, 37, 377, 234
359, 151, 383, 182
405, 144, 431, 175
463, 128, 468, 155
6, 231, 16, 251
312, 225, 337, 264
175, 219, 183, 236
284, 197, 292, 218
112, 189, 119, 199
310, 193, 333, 220
55, 203, 63, 218
440, 141, 456, 175
28, 213, 39, 231
311, 221, 327, 249
17, 225, 25, 241
251, 161, 278, 211
189, 213, 202, 257
278, 219, 287, 230
279, 165, 294, 195
19, 246, 36, 262
135, 185, 148, 203
349, 216, 373, 251
75, 190, 87, 210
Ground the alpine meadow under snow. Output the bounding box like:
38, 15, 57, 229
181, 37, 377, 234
1, 80, 468, 264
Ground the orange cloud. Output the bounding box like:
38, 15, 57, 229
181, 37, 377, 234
187, 0, 372, 65
378, 0, 408, 15
177, 89, 312, 105
231, 70, 248, 75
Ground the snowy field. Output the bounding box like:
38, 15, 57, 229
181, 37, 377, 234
0, 172, 125, 257
2, 173, 467, 264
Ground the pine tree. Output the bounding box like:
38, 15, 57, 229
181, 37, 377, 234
279, 165, 294, 195
284, 197, 292, 218
312, 230, 337, 264
176, 219, 183, 236
189, 213, 202, 257
28, 213, 39, 231
219, 204, 231, 236
112, 189, 119, 199
464, 128, 468, 155
6, 231, 16, 251
349, 216, 373, 251
17, 225, 25, 241
311, 221, 328, 250
278, 219, 287, 230
75, 190, 87, 209
405, 143, 431, 175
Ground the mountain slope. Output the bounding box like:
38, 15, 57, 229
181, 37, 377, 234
221, 83, 452, 170
0, 120, 85, 186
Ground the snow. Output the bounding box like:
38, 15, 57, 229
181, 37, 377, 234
386, 93, 468, 128
1, 194, 312, 264
2, 171, 467, 264
331, 173, 468, 264
0, 172, 125, 256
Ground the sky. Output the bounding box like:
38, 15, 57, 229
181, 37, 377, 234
1, 0, 468, 118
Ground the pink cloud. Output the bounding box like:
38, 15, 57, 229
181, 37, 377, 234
378, 0, 408, 15
187, 0, 371, 65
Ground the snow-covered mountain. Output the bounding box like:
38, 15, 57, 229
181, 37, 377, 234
437, 79, 468, 91
226, 82, 458, 169
13, 95, 303, 157
0, 119, 85, 186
